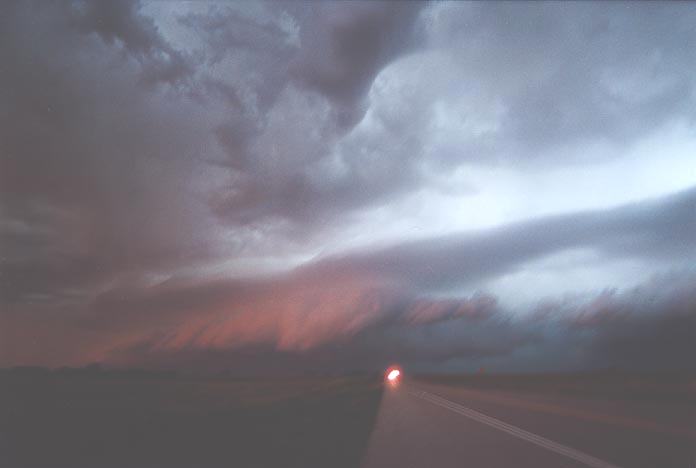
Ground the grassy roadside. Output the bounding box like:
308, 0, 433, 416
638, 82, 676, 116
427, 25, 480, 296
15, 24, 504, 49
0, 370, 384, 468
414, 371, 696, 403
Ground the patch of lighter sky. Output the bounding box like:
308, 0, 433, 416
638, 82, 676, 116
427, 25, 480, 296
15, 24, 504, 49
329, 118, 696, 254
314, 48, 696, 253
474, 249, 665, 313
200, 117, 696, 281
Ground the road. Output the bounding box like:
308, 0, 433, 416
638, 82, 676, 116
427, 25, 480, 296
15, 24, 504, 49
362, 378, 695, 468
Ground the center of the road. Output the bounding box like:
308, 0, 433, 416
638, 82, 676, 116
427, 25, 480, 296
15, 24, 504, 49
409, 388, 623, 468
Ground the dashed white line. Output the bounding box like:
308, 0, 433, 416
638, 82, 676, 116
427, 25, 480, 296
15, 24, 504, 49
410, 389, 623, 468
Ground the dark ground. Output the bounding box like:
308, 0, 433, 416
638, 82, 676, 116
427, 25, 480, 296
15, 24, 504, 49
1, 369, 694, 468
417, 370, 696, 403
0, 368, 383, 468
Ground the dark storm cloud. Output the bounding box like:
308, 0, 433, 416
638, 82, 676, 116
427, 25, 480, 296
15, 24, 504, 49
72, 0, 193, 85
177, 5, 293, 115
15, 188, 688, 370
1, 1, 695, 373
179, 2, 425, 227
0, 1, 220, 307
534, 271, 696, 373
290, 2, 423, 125
205, 1, 696, 232
307, 186, 696, 293
102, 270, 696, 374
424, 1, 696, 165
72, 183, 693, 337
179, 2, 422, 134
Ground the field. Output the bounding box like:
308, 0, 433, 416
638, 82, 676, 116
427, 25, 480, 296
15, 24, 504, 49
0, 369, 383, 468
416, 371, 696, 403
2, 369, 694, 468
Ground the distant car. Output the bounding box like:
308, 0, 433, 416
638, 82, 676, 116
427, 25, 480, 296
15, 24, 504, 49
385, 366, 402, 385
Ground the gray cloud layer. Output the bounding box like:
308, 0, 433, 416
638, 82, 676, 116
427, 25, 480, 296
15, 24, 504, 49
1, 1, 695, 373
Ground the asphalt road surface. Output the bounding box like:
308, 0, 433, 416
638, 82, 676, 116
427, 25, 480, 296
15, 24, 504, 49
362, 378, 695, 468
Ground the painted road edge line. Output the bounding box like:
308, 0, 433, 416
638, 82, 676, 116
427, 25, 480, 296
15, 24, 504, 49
410, 389, 623, 468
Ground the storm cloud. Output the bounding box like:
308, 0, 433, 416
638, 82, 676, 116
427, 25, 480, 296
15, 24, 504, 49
1, 1, 695, 373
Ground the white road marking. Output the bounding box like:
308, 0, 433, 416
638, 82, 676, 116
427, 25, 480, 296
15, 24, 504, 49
410, 389, 623, 468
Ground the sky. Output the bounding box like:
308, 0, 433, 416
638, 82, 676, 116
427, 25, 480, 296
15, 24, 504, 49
1, 1, 695, 374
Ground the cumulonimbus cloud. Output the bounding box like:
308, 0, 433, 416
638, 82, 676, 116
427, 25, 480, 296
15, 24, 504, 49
1, 1, 695, 373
